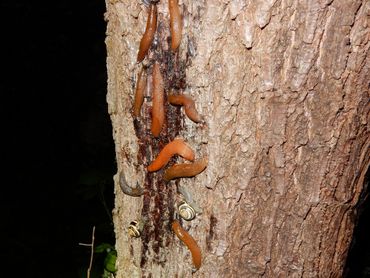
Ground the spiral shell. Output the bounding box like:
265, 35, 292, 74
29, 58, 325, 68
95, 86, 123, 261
128, 220, 143, 237
178, 201, 196, 221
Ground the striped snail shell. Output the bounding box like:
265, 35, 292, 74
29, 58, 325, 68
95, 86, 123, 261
128, 220, 143, 237
178, 201, 196, 221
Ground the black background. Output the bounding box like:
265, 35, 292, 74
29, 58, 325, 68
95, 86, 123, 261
1, 0, 368, 277
2, 1, 115, 277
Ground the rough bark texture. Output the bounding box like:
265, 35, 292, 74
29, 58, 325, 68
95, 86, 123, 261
105, 0, 369, 277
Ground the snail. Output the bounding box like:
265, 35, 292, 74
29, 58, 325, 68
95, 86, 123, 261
178, 201, 196, 221
128, 220, 144, 238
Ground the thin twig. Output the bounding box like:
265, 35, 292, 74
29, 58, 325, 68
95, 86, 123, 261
87, 226, 96, 278
78, 243, 92, 247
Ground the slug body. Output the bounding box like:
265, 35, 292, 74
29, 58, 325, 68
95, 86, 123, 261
133, 69, 147, 117
169, 0, 182, 50
151, 62, 165, 137
137, 4, 157, 62
164, 157, 208, 181
147, 139, 195, 172
172, 220, 202, 270
168, 94, 202, 123
119, 171, 144, 197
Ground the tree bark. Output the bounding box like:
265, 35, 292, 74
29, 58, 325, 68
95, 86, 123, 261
105, 0, 369, 277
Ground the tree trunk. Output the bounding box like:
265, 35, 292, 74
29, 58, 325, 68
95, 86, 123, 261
105, 0, 369, 277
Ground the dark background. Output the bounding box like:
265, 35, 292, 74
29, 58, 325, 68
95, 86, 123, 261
1, 0, 368, 277
2, 1, 115, 277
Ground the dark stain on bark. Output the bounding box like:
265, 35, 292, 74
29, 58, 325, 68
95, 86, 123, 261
130, 244, 134, 257
206, 214, 218, 251
134, 19, 187, 270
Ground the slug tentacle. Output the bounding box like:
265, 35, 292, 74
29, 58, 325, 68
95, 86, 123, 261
169, 0, 182, 50
172, 220, 202, 271
164, 157, 208, 181
137, 3, 157, 62
119, 171, 144, 197
168, 94, 202, 123
147, 138, 195, 172
133, 68, 147, 117
151, 62, 165, 137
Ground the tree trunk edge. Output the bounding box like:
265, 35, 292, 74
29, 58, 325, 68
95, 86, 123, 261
104, 0, 370, 277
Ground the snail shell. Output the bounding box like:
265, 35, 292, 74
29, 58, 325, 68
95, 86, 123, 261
178, 201, 196, 221
128, 220, 143, 237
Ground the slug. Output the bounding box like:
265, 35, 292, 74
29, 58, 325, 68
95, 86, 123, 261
164, 157, 208, 181
119, 171, 144, 197
133, 68, 147, 117
172, 220, 202, 270
137, 3, 157, 62
151, 62, 165, 137
168, 94, 202, 123
168, 0, 182, 50
147, 138, 195, 172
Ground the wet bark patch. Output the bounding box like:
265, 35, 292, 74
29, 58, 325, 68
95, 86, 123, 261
133, 25, 187, 269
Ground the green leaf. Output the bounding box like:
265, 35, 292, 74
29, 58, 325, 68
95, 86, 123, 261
104, 250, 117, 273
95, 243, 115, 253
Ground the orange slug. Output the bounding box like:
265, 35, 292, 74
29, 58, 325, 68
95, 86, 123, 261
147, 138, 195, 172
168, 94, 202, 123
133, 68, 147, 117
137, 3, 157, 62
164, 157, 208, 181
172, 220, 202, 270
168, 0, 182, 50
151, 62, 165, 137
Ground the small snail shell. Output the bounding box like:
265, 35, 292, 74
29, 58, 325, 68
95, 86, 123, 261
178, 201, 196, 221
128, 220, 144, 237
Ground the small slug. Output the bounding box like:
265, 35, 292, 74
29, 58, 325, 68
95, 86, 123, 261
151, 62, 165, 137
164, 157, 208, 181
169, 0, 183, 50
137, 3, 157, 62
168, 94, 202, 123
133, 68, 147, 117
119, 171, 144, 197
147, 138, 195, 172
172, 220, 202, 270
